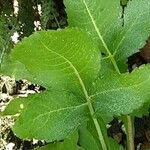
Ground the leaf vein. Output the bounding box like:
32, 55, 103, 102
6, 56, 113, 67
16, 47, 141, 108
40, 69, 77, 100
90, 75, 150, 98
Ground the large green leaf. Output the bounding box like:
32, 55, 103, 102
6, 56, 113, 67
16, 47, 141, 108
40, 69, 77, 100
3, 28, 100, 141
90, 65, 150, 115
13, 92, 88, 141
2, 0, 150, 146
8, 28, 100, 95
65, 0, 150, 71
65, 0, 150, 116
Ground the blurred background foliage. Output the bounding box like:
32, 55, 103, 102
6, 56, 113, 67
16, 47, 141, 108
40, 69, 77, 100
0, 0, 67, 66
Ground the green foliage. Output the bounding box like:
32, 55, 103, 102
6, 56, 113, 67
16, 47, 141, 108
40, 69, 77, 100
7, 28, 100, 90
18, 0, 36, 37
13, 91, 88, 141
0, 1, 15, 67
40, 0, 67, 29
83, 118, 124, 150
2, 28, 100, 141
90, 65, 150, 115
40, 0, 58, 29
1, 0, 150, 149
78, 126, 101, 150
65, 0, 150, 71
35, 132, 79, 150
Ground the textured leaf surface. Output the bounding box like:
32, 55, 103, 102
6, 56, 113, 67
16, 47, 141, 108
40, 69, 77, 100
90, 65, 150, 115
6, 28, 101, 141
10, 28, 100, 94
13, 92, 88, 141
65, 0, 150, 70
65, 0, 150, 116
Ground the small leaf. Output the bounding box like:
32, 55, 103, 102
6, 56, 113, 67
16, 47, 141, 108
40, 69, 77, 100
13, 91, 89, 141
90, 65, 150, 115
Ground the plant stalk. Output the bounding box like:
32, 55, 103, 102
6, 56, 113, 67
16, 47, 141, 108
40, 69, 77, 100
88, 97, 107, 150
126, 115, 135, 150
83, 3, 135, 149
93, 119, 107, 150
67, 58, 108, 150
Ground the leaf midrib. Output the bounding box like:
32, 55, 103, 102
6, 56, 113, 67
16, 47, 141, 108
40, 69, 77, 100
82, 0, 111, 56
40, 40, 93, 109
82, 0, 121, 73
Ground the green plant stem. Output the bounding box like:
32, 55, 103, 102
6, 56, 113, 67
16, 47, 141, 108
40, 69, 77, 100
78, 79, 107, 149
42, 40, 107, 149
79, 78, 107, 150
111, 61, 135, 150
110, 55, 121, 74
60, 57, 107, 149
88, 97, 108, 150
106, 52, 135, 150
126, 115, 135, 150
83, 3, 135, 148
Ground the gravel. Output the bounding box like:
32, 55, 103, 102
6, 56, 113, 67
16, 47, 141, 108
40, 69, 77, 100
0, 75, 46, 150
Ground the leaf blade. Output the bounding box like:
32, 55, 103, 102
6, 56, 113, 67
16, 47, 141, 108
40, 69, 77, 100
65, 0, 150, 70
90, 65, 150, 115
13, 91, 89, 141
9, 28, 100, 94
